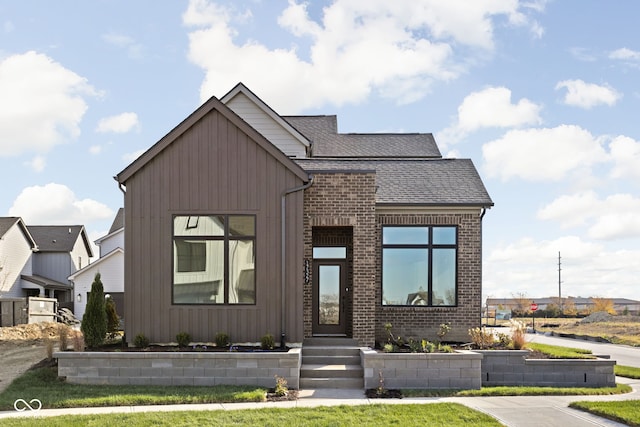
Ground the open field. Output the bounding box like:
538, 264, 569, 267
484, 315, 640, 347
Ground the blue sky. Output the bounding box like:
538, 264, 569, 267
2, 1, 639, 302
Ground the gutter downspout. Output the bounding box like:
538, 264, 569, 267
114, 176, 126, 195
280, 175, 314, 349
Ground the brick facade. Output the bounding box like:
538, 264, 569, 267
303, 172, 485, 346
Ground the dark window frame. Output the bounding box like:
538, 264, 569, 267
381, 225, 458, 307
172, 214, 256, 305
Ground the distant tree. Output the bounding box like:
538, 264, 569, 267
81, 273, 107, 349
105, 295, 120, 339
511, 292, 532, 317
562, 298, 578, 317
590, 297, 616, 315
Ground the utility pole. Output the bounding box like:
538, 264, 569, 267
558, 251, 562, 313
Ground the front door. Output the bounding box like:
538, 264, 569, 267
312, 259, 347, 335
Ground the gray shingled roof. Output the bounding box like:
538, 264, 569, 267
109, 208, 124, 234
295, 158, 494, 207
284, 116, 441, 158
0, 217, 20, 238
28, 225, 87, 253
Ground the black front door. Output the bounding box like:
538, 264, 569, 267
312, 260, 347, 335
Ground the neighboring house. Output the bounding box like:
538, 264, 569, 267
0, 217, 38, 298
24, 225, 93, 305
68, 209, 125, 320
0, 218, 93, 306
116, 83, 493, 346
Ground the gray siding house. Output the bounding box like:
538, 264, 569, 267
116, 83, 493, 346
0, 218, 93, 306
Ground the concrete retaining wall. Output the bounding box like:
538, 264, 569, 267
477, 350, 616, 387
55, 349, 301, 389
361, 349, 482, 389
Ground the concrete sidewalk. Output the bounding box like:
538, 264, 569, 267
1, 377, 638, 426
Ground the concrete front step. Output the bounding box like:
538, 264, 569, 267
302, 355, 361, 365
302, 346, 361, 357
303, 337, 359, 346
300, 364, 363, 379
300, 377, 364, 389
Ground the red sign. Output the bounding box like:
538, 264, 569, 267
530, 303, 538, 311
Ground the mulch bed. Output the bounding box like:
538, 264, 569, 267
266, 389, 299, 401
365, 388, 403, 399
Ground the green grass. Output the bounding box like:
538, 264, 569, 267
526, 342, 595, 359
569, 400, 640, 426
0, 403, 501, 427
402, 383, 631, 397
0, 366, 265, 410
615, 365, 640, 379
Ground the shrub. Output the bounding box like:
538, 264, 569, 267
105, 296, 120, 339
57, 323, 70, 351
421, 339, 436, 353
176, 332, 191, 348
438, 344, 453, 353
72, 330, 85, 351
468, 326, 495, 349
81, 273, 107, 349
509, 319, 527, 350
261, 333, 275, 350
274, 375, 288, 397
382, 343, 395, 353
133, 333, 150, 348
437, 323, 451, 343
215, 332, 230, 348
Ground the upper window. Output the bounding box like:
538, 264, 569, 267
173, 215, 255, 305
382, 226, 457, 307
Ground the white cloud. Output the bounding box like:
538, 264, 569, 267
102, 32, 144, 60
609, 47, 640, 61
537, 192, 640, 240
0, 51, 99, 157
122, 149, 145, 163
96, 112, 139, 133
484, 236, 640, 299
438, 86, 542, 144
23, 155, 46, 172
183, 0, 542, 112
482, 125, 607, 182
609, 135, 640, 180
8, 183, 113, 225
555, 79, 621, 109
89, 145, 102, 155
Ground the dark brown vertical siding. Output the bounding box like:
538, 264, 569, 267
123, 111, 305, 344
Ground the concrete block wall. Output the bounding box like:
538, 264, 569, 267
477, 350, 616, 387
55, 349, 301, 389
361, 349, 482, 389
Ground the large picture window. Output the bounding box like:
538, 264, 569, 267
173, 215, 255, 305
382, 226, 457, 306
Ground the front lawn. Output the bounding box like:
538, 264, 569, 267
0, 403, 501, 427
526, 342, 595, 359
0, 366, 265, 410
402, 384, 630, 397
570, 400, 640, 426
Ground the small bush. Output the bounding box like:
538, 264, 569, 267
421, 339, 436, 353
261, 333, 275, 350
437, 323, 451, 343
468, 326, 495, 349
134, 333, 150, 348
273, 375, 288, 397
57, 323, 70, 351
176, 332, 191, 348
382, 343, 395, 353
438, 344, 453, 353
215, 332, 230, 348
510, 319, 527, 350
105, 296, 120, 339
72, 330, 85, 351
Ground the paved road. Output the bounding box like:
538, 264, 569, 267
527, 332, 640, 368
